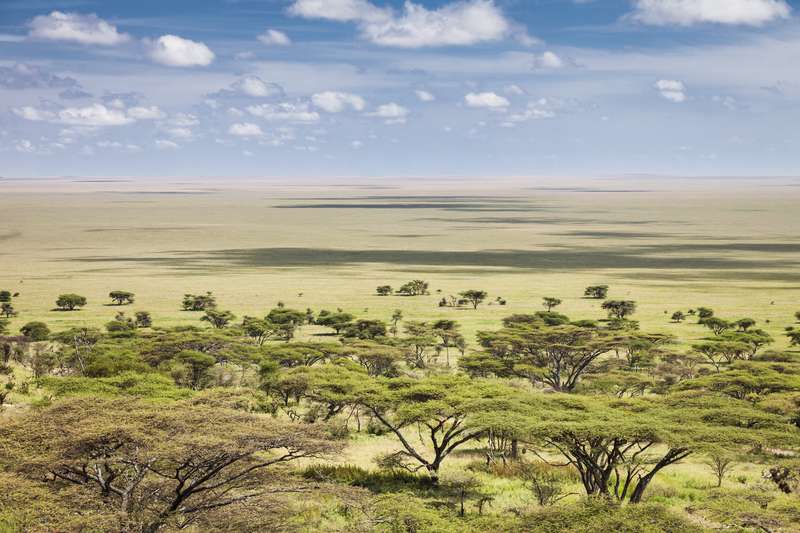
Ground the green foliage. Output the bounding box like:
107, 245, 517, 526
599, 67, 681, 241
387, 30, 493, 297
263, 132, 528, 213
601, 300, 637, 319
0, 290, 11, 303
543, 297, 562, 311
316, 310, 355, 333
181, 291, 216, 311
20, 321, 50, 341
521, 498, 699, 533
460, 290, 488, 309
134, 311, 152, 328
397, 280, 429, 296
465, 320, 626, 392
201, 308, 236, 329
341, 319, 387, 340
584, 285, 609, 299
301, 464, 432, 491
108, 290, 135, 305
0, 397, 337, 533
39, 372, 190, 400
376, 285, 393, 296
55, 293, 87, 311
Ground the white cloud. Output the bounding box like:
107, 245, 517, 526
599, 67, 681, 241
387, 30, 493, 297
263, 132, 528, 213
246, 103, 321, 122
312, 91, 366, 112
288, 0, 523, 48
258, 29, 291, 46
169, 113, 199, 127
415, 90, 435, 102
464, 91, 509, 109
368, 102, 409, 123
534, 51, 565, 69
629, 0, 791, 26
351, 140, 364, 149
0, 63, 80, 90
655, 79, 687, 102
231, 76, 284, 98
155, 139, 179, 150
165, 127, 193, 139
228, 122, 264, 136
126, 106, 165, 120
147, 35, 215, 67
13, 106, 56, 121
509, 98, 557, 122
14, 139, 36, 153
28, 11, 129, 45
288, 0, 389, 22
504, 84, 525, 95
58, 103, 134, 126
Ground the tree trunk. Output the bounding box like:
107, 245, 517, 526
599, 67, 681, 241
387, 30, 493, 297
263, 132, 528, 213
510, 439, 519, 460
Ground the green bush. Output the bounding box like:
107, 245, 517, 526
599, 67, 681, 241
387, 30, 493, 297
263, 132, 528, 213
521, 498, 699, 532
39, 372, 191, 401
301, 464, 433, 492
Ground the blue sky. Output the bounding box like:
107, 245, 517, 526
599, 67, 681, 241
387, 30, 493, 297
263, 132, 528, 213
1, 0, 799, 179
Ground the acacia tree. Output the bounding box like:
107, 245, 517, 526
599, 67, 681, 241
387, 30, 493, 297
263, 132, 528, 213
671, 311, 686, 323
462, 321, 623, 392
397, 280, 429, 296
109, 291, 135, 305
1, 398, 337, 533
1, 302, 17, 318
55, 293, 87, 311
182, 292, 217, 311
525, 393, 795, 503
315, 310, 354, 334
602, 300, 636, 319
201, 309, 236, 329
376, 285, 393, 296
355, 376, 526, 483
459, 290, 488, 310
584, 285, 609, 299
543, 297, 562, 311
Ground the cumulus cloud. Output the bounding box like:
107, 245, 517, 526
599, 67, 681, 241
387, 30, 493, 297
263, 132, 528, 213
13, 103, 164, 126
368, 102, 409, 123
58, 103, 135, 126
311, 91, 366, 112
147, 35, 215, 67
28, 11, 130, 45
415, 90, 435, 102
508, 98, 557, 122
126, 106, 165, 120
0, 63, 81, 90
246, 103, 321, 122
228, 122, 264, 136
655, 79, 687, 102
629, 0, 791, 26
258, 29, 291, 46
169, 113, 200, 127
464, 91, 509, 109
155, 139, 179, 150
288, 0, 527, 48
232, 76, 284, 98
533, 51, 565, 69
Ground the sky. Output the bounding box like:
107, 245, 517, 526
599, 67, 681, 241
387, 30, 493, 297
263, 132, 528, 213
1, 0, 800, 180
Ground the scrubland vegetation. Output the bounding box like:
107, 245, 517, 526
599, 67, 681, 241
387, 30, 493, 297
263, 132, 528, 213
1, 277, 799, 532
1, 185, 800, 532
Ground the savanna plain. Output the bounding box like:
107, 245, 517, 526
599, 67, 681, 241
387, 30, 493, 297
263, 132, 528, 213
1, 177, 799, 532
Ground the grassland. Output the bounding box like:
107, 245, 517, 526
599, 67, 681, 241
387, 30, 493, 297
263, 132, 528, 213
2, 177, 799, 350
2, 177, 800, 530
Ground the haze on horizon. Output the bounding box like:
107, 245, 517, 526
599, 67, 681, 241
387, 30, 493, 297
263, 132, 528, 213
2, 0, 800, 180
